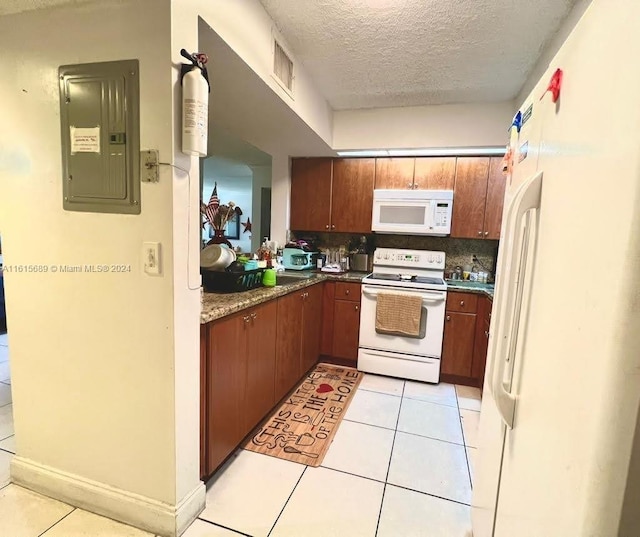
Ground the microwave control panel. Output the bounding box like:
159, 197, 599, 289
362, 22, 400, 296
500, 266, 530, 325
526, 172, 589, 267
433, 202, 451, 228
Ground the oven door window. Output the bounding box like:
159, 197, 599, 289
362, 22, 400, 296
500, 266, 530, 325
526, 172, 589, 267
375, 306, 427, 339
379, 204, 426, 225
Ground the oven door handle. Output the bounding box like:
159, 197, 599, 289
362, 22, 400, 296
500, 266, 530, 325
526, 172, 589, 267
362, 287, 445, 302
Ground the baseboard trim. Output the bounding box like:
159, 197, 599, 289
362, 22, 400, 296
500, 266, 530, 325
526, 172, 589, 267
11, 456, 205, 537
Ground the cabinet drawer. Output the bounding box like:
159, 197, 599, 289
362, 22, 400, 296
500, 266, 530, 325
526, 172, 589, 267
446, 292, 478, 313
334, 282, 361, 302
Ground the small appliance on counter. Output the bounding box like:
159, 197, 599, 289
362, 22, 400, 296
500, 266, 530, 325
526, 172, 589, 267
350, 253, 370, 272
282, 247, 318, 270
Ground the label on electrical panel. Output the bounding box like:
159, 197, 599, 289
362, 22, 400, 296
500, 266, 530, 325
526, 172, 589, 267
70, 126, 100, 154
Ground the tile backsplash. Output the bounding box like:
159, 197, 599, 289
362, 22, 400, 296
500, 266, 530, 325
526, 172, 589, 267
293, 232, 498, 279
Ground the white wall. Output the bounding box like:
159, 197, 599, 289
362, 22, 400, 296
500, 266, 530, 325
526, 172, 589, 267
0, 0, 203, 533
515, 0, 593, 106
173, 0, 333, 147
332, 101, 515, 150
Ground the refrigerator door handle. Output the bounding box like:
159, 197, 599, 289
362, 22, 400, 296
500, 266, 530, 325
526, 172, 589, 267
491, 171, 543, 429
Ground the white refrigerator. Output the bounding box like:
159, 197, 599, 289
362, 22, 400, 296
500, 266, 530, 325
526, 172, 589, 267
472, 1, 640, 536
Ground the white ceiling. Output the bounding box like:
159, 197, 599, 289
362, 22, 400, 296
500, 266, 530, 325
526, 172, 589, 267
259, 0, 579, 110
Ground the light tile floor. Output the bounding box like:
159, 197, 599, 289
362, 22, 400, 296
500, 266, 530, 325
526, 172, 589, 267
0, 354, 482, 536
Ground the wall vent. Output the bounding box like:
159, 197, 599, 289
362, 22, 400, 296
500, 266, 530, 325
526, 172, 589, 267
273, 39, 294, 96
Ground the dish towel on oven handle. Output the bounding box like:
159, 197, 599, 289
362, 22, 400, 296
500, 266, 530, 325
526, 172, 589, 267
375, 292, 422, 337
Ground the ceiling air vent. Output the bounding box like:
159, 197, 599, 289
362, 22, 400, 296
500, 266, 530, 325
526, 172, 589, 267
273, 39, 294, 96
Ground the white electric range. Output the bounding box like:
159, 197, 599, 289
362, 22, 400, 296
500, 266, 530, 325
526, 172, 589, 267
358, 248, 447, 383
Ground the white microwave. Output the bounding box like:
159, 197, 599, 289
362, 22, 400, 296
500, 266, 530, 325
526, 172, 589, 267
371, 189, 454, 236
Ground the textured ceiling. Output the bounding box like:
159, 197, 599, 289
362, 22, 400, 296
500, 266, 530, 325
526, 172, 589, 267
0, 0, 91, 15
260, 0, 579, 110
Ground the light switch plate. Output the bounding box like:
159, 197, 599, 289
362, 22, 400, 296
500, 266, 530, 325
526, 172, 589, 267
141, 150, 159, 182
143, 241, 161, 275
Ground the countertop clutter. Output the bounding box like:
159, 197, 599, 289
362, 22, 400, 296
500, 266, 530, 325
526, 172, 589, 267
201, 271, 365, 323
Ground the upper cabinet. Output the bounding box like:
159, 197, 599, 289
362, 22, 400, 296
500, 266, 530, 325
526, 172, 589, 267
374, 157, 456, 190
451, 156, 505, 240
332, 159, 375, 233
290, 158, 333, 232
374, 158, 415, 189
413, 157, 456, 190
290, 156, 505, 239
290, 158, 375, 233
483, 157, 507, 239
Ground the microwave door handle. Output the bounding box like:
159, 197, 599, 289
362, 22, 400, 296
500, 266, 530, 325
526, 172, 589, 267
431, 200, 436, 229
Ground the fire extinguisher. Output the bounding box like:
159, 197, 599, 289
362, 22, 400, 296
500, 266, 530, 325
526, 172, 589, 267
180, 49, 210, 157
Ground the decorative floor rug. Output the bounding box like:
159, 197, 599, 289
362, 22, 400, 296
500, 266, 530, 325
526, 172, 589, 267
244, 363, 363, 466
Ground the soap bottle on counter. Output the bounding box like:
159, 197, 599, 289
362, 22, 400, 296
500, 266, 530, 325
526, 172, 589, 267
257, 237, 272, 268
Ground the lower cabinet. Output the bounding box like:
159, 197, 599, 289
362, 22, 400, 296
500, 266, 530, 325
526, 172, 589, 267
205, 300, 277, 476
441, 291, 493, 388
441, 311, 477, 377
275, 284, 323, 402
202, 284, 324, 479
321, 281, 362, 365
472, 295, 492, 392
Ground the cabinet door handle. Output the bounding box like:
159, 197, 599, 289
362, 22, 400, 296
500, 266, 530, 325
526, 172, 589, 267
355, 305, 359, 311
478, 231, 483, 236
460, 300, 465, 306
345, 289, 350, 295
325, 224, 329, 229
413, 183, 419, 189
485, 330, 489, 337
243, 315, 250, 324
446, 315, 451, 321
251, 312, 257, 320
407, 183, 412, 189
331, 224, 335, 229
484, 231, 489, 236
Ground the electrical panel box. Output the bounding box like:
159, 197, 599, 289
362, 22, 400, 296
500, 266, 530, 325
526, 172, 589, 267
59, 60, 140, 214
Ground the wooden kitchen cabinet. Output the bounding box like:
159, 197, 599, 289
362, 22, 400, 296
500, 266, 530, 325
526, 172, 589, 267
441, 310, 477, 377
275, 283, 324, 402
205, 301, 277, 476
275, 292, 304, 402
413, 157, 456, 190
331, 159, 375, 233
472, 295, 492, 391
332, 299, 361, 363
200, 325, 208, 480
301, 284, 323, 374
290, 158, 375, 233
374, 157, 456, 190
483, 157, 507, 239
451, 156, 506, 240
290, 158, 332, 232
207, 312, 247, 475
440, 290, 493, 388
320, 281, 362, 365
374, 158, 415, 189
244, 301, 277, 433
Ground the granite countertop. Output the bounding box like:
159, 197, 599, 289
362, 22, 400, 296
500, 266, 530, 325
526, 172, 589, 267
446, 280, 495, 299
201, 271, 368, 324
